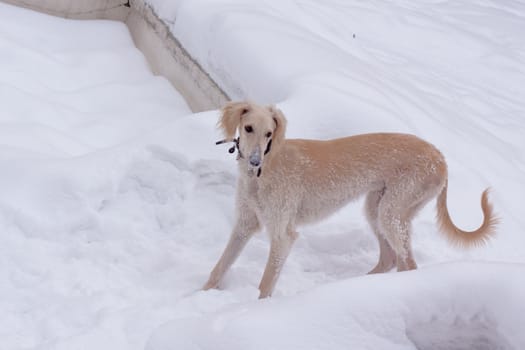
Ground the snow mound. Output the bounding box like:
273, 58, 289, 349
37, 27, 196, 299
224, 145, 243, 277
147, 262, 525, 350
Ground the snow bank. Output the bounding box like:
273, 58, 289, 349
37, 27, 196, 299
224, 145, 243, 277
0, 3, 201, 348
147, 262, 525, 350
0, 3, 190, 154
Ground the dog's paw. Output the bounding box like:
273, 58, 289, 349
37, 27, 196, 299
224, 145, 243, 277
202, 280, 219, 291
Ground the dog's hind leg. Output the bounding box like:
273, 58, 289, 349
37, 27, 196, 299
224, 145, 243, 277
365, 188, 397, 274
258, 224, 298, 298
203, 208, 260, 290
377, 186, 419, 272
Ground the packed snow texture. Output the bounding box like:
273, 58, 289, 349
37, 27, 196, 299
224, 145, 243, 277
1, 1, 524, 349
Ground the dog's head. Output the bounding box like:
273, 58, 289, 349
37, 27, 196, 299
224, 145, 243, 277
218, 101, 287, 175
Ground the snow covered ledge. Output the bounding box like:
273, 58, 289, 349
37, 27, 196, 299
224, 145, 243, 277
1, 0, 229, 112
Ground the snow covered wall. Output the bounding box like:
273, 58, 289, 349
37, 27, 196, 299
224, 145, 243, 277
1, 0, 229, 111
1, 0, 129, 20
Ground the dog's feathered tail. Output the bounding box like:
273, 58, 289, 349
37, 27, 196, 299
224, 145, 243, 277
436, 181, 498, 248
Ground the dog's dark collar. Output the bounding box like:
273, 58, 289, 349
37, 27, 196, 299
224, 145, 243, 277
216, 137, 273, 178
216, 137, 243, 159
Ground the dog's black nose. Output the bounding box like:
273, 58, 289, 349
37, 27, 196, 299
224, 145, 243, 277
249, 150, 261, 167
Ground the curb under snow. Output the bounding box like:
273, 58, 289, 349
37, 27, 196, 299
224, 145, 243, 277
1, 0, 229, 112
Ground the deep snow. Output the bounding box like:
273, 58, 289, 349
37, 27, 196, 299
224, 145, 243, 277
1, 1, 524, 349
149, 263, 525, 350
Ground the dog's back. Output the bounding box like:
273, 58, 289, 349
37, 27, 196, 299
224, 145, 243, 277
259, 133, 447, 225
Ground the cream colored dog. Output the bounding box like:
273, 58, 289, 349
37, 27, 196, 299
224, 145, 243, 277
204, 101, 498, 298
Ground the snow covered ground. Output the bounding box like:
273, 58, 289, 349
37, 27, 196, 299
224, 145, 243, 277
1, 1, 524, 349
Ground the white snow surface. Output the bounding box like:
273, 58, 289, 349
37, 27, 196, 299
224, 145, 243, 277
1, 1, 524, 349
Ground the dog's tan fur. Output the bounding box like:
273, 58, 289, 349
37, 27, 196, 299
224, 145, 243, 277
204, 101, 498, 298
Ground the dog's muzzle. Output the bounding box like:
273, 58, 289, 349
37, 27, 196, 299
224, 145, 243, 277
249, 151, 261, 168
216, 137, 272, 178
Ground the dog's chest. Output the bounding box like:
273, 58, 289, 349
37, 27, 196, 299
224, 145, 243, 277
239, 177, 289, 214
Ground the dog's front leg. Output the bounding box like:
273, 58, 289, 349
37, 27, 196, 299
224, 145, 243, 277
258, 226, 298, 298
203, 208, 260, 290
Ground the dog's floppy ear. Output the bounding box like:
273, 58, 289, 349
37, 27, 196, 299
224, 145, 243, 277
218, 101, 251, 139
268, 105, 287, 150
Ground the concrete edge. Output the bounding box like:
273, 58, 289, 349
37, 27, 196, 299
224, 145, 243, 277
1, 0, 130, 20
128, 0, 229, 112
1, 0, 229, 112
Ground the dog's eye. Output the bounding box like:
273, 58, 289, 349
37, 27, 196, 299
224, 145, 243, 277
245, 125, 253, 133
266, 132, 272, 138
